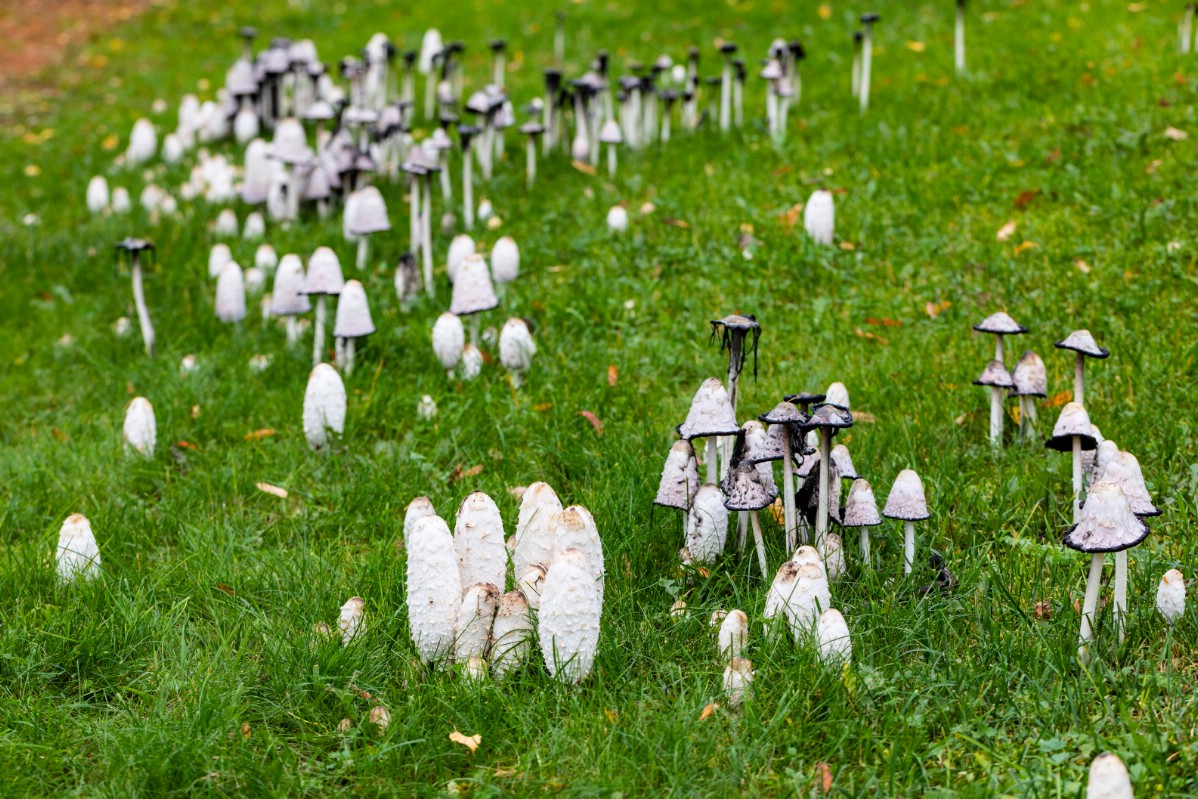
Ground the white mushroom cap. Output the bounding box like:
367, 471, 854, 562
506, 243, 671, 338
449, 254, 500, 316
86, 175, 109, 214
215, 261, 247, 323
803, 190, 835, 246
406, 514, 462, 663
333, 280, 375, 339
303, 246, 345, 295
1156, 569, 1185, 625
550, 506, 605, 606
208, 243, 233, 278
402, 497, 437, 544
606, 205, 629, 232
491, 590, 533, 678
215, 208, 239, 237
243, 211, 265, 240
539, 548, 603, 684
767, 559, 831, 640
270, 117, 312, 164
127, 117, 157, 164
830, 443, 858, 480
760, 58, 783, 80
816, 608, 852, 665
882, 469, 930, 521
339, 596, 366, 645
973, 359, 1014, 389
499, 318, 536, 374
822, 534, 846, 580
1055, 329, 1110, 359
254, 244, 278, 273
122, 397, 156, 457
718, 609, 749, 658
460, 343, 484, 380
56, 513, 101, 582
1010, 350, 1048, 397
432, 312, 465, 372
518, 564, 548, 610
454, 582, 500, 662
598, 119, 624, 144
111, 187, 131, 213
824, 382, 850, 411
972, 311, 1027, 336
1085, 753, 1133, 799
723, 657, 753, 709
655, 439, 700, 510
271, 254, 312, 316
454, 492, 507, 590
1093, 439, 1119, 481
490, 236, 520, 285
676, 378, 740, 440
513, 482, 563, 587
242, 138, 272, 204
842, 478, 882, 527
686, 483, 729, 565
447, 234, 476, 283
1046, 402, 1098, 451
1096, 451, 1159, 517
418, 28, 443, 74
1064, 480, 1149, 553
722, 460, 778, 512
302, 363, 346, 450
346, 185, 391, 235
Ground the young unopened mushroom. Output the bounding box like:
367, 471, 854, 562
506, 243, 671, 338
243, 211, 265, 241
513, 482, 563, 592
816, 608, 852, 666
722, 455, 776, 575
973, 311, 1026, 362
215, 261, 247, 324
455, 582, 500, 664
1085, 753, 1134, 799
677, 377, 741, 484
806, 404, 854, 551
858, 13, 880, 112
822, 533, 846, 580
112, 187, 131, 214
974, 359, 1014, 446
406, 514, 462, 664
339, 596, 365, 644
490, 236, 520, 287
539, 548, 602, 684
499, 318, 536, 386
403, 496, 437, 546
115, 238, 157, 356
686, 483, 729, 567
550, 506, 605, 605
208, 243, 232, 278
1100, 449, 1160, 641
460, 343, 484, 380
417, 395, 437, 421
1045, 402, 1098, 522
723, 657, 753, 709
718, 609, 749, 658
301, 246, 345, 367
606, 204, 629, 232
1156, 569, 1185, 625
127, 118, 157, 164
656, 439, 701, 511
757, 401, 807, 550
123, 397, 156, 457
1009, 350, 1047, 439
1054, 330, 1109, 407
332, 280, 374, 375
271, 254, 312, 346
454, 492, 507, 590
842, 478, 882, 564
447, 234, 475, 283
450, 254, 499, 343
56, 513, 101, 582
882, 469, 930, 575
215, 208, 239, 238
346, 185, 391, 270
87, 175, 109, 214
432, 312, 465, 376
768, 554, 831, 639
803, 190, 835, 246
302, 363, 346, 451
491, 590, 533, 678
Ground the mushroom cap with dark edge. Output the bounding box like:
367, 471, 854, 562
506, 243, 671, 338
490, 39, 506, 52
842, 478, 882, 527
973, 311, 1027, 336
830, 444, 859, 481
882, 469, 930, 521
302, 246, 345, 295
519, 121, 546, 136
721, 460, 778, 512
720, 43, 738, 55
860, 12, 881, 23
746, 420, 805, 464
115, 238, 155, 253
973, 359, 1014, 389
1054, 329, 1109, 359
659, 88, 680, 102
655, 439, 700, 510
1044, 402, 1098, 451
677, 378, 741, 440
796, 456, 841, 525
449, 255, 500, 316
853, 30, 864, 44
758, 400, 806, 427
1098, 450, 1160, 518
784, 392, 826, 411
806, 403, 854, 431
710, 314, 760, 332
1063, 480, 1150, 553
789, 41, 806, 60
457, 124, 480, 145
1009, 351, 1047, 398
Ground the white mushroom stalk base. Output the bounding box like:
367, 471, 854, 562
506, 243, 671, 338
313, 296, 327, 366
341, 338, 356, 376
526, 139, 536, 188
356, 236, 370, 271
989, 386, 1003, 446
463, 153, 475, 230
955, 5, 966, 74
903, 520, 915, 575
409, 176, 422, 261
1019, 396, 1037, 440
1072, 436, 1083, 523
860, 28, 873, 113
421, 178, 434, 297
286, 316, 300, 346
607, 145, 617, 178
1078, 552, 1104, 661
1114, 550, 1128, 644
131, 260, 155, 357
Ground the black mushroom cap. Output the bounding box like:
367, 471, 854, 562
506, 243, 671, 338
489, 39, 506, 52
861, 12, 881, 23
853, 30, 865, 44
659, 88, 680, 102
720, 42, 738, 55
788, 41, 806, 60
402, 50, 416, 67
115, 238, 155, 253
457, 124, 480, 146
972, 311, 1027, 335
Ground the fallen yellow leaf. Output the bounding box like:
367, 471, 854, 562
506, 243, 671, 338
1164, 126, 1189, 141
818, 4, 832, 20
449, 729, 481, 753
244, 428, 276, 441
838, 241, 856, 251
256, 482, 288, 499
699, 703, 720, 721
906, 41, 926, 53
1074, 258, 1091, 274
1013, 240, 1037, 255
996, 220, 1017, 242
571, 160, 596, 176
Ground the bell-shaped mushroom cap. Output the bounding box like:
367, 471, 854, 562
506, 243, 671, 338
760, 58, 784, 80
417, 28, 443, 74
830, 444, 858, 480
56, 513, 101, 581
339, 596, 366, 644
447, 234, 475, 283
550, 506, 605, 592
302, 363, 346, 450
803, 190, 835, 245
1045, 402, 1098, 451
539, 548, 603, 684
333, 280, 375, 338
455, 491, 507, 592
490, 236, 520, 284
1099, 451, 1160, 517
973, 311, 1027, 336
816, 608, 852, 666
1085, 753, 1133, 799
861, 12, 881, 23
346, 186, 391, 235
758, 400, 806, 428
882, 469, 930, 521
402, 497, 437, 544
431, 312, 465, 371
270, 118, 312, 164
1055, 329, 1110, 359
722, 657, 754, 709
302, 246, 345, 295
271, 254, 313, 316
1064, 480, 1150, 553
460, 343, 484, 380
1094, 439, 1119, 480
255, 244, 278, 272
676, 378, 741, 440
87, 175, 109, 213
717, 609, 749, 658
519, 120, 546, 136
303, 99, 336, 121
748, 417, 801, 464
823, 382, 851, 412
655, 440, 700, 510
209, 243, 233, 278
1156, 569, 1186, 625
1009, 351, 1048, 397
686, 483, 729, 564
242, 138, 272, 204
721, 460, 778, 512
598, 119, 624, 144
499, 318, 536, 373
406, 514, 461, 662
842, 478, 882, 527
449, 254, 499, 316
302, 163, 332, 201
215, 262, 247, 323
973, 359, 1014, 389
807, 403, 854, 432
123, 397, 156, 457
428, 126, 453, 151
513, 482, 563, 585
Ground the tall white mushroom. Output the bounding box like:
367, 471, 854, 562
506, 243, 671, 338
215, 261, 247, 323
454, 582, 500, 665
803, 189, 835, 246
346, 186, 391, 270
301, 246, 345, 367
858, 14, 880, 112
539, 548, 602, 684
454, 492, 507, 590
122, 397, 156, 457
513, 482, 563, 604
403, 496, 437, 545
1009, 350, 1047, 440
302, 363, 346, 451
127, 118, 157, 164
718, 609, 749, 658
498, 318, 537, 387
882, 469, 930, 575
974, 360, 1014, 446
1045, 402, 1098, 523
490, 236, 520, 288
1100, 450, 1160, 642
973, 311, 1027, 363
1054, 330, 1109, 407
806, 404, 854, 551
722, 458, 776, 575
339, 597, 365, 645
955, 0, 968, 74
598, 119, 623, 177
406, 514, 462, 664
1156, 569, 1185, 625
450, 254, 500, 343
56, 513, 101, 582
87, 176, 109, 214
550, 506, 605, 605
432, 312, 466, 376
686, 483, 729, 566
332, 280, 375, 375
676, 378, 741, 484
271, 253, 312, 346
655, 439, 700, 513
1085, 753, 1134, 799
447, 235, 476, 284
491, 590, 533, 678
842, 478, 882, 564
816, 608, 852, 666
758, 401, 807, 551
115, 238, 157, 357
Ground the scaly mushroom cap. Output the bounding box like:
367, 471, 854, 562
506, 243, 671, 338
431, 312, 466, 371
722, 460, 778, 512
677, 378, 741, 440
339, 596, 366, 644
271, 254, 313, 315
450, 254, 500, 316
454, 492, 507, 590
718, 609, 749, 658
816, 608, 852, 665
1156, 569, 1186, 625
402, 497, 437, 544
123, 397, 156, 457
550, 506, 605, 601
1045, 402, 1098, 451
87, 175, 109, 214
539, 548, 603, 684
769, 559, 831, 640
406, 515, 462, 663
346, 185, 391, 235
514, 483, 563, 586
654, 439, 700, 510
56, 513, 101, 582
499, 318, 537, 373
972, 311, 1027, 336
606, 205, 629, 232
209, 243, 233, 278
807, 403, 854, 435
598, 119, 624, 144
460, 343, 484, 380
242, 138, 272, 204
215, 262, 247, 323
748, 417, 804, 464
1094, 439, 1119, 482
518, 563, 547, 609
302, 246, 345, 295
333, 280, 375, 338
302, 363, 346, 450
1010, 350, 1048, 397
830, 444, 858, 480
1085, 753, 1134, 799
454, 582, 500, 662
803, 190, 835, 246
882, 469, 930, 521
490, 236, 520, 284
824, 382, 851, 412
446, 235, 475, 283
973, 359, 1014, 389
686, 483, 729, 565
758, 400, 806, 428
270, 117, 312, 164
1098, 451, 1160, 517
1063, 480, 1150, 553
491, 590, 533, 678
842, 478, 882, 527
1055, 329, 1109, 359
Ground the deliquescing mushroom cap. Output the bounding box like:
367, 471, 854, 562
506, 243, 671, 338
842, 478, 882, 527
519, 121, 546, 136
655, 439, 700, 510
303, 246, 345, 295
270, 118, 312, 165
1044, 402, 1098, 451
783, 391, 826, 410
830, 444, 859, 480
449, 254, 500, 316
711, 314, 761, 333
745, 415, 803, 464
721, 460, 779, 512
346, 186, 391, 235
1063, 480, 1150, 553
676, 378, 741, 440
1054, 329, 1109, 359
333, 280, 375, 338
806, 403, 854, 432
973, 359, 1015, 389
758, 400, 806, 428
882, 469, 930, 521
972, 311, 1027, 336
1098, 451, 1160, 518
116, 237, 155, 254
796, 456, 841, 523
760, 59, 783, 81
271, 254, 313, 316
1009, 350, 1048, 397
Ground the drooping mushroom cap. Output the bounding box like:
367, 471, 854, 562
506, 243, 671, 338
346, 186, 391, 235
806, 403, 854, 433
302, 246, 345, 295
830, 444, 859, 480
796, 456, 841, 523
333, 280, 375, 338
1085, 753, 1133, 799
598, 120, 624, 144
721, 459, 778, 512
1064, 480, 1149, 553
824, 382, 851, 412
1045, 402, 1098, 451
676, 378, 741, 440
973, 359, 1014, 389
270, 117, 312, 164
882, 469, 930, 521
1009, 351, 1048, 398
449, 254, 500, 316
758, 400, 806, 428
1054, 329, 1109, 359
655, 439, 700, 510
271, 254, 312, 316
748, 416, 803, 464
842, 478, 882, 527
711, 314, 760, 334
972, 311, 1027, 336
1099, 451, 1160, 517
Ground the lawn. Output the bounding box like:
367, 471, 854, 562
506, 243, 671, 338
1, 0, 1197, 795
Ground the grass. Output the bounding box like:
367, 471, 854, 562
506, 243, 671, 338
2, 0, 1197, 795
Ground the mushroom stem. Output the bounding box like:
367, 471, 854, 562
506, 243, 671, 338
719, 61, 731, 132
1183, 6, 1194, 54
749, 511, 768, 576
1019, 395, 1037, 439
1114, 550, 1128, 644
469, 314, 480, 345
285, 316, 299, 346
860, 25, 873, 113
781, 434, 797, 552
130, 255, 155, 357
766, 89, 778, 140
440, 153, 453, 201
1074, 353, 1085, 406
736, 511, 747, 552
815, 430, 831, 551
955, 3, 966, 74
409, 175, 422, 261
424, 70, 436, 120
313, 295, 326, 366
706, 437, 718, 485
995, 333, 1004, 363
526, 137, 536, 188
1072, 435, 1083, 523
661, 109, 671, 143
851, 50, 861, 99
607, 144, 617, 178
733, 75, 743, 127
463, 149, 475, 230
903, 520, 915, 575
421, 176, 434, 297
356, 236, 369, 271
343, 337, 356, 376
989, 386, 1003, 446
1078, 552, 1104, 659
860, 528, 871, 565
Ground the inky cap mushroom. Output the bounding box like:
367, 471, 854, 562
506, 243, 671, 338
1044, 402, 1098, 451
676, 378, 741, 439
882, 469, 930, 521
1062, 480, 1149, 553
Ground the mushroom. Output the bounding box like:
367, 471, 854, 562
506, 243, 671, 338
215, 261, 247, 324
1156, 569, 1185, 625
757, 401, 807, 551
768, 552, 831, 639
56, 513, 101, 582
606, 204, 629, 232
598, 119, 623, 178
457, 124, 479, 229
718, 609, 749, 658
1099, 450, 1160, 642
549, 506, 605, 605
241, 139, 272, 205
367, 705, 391, 731
127, 118, 157, 164
973, 311, 1027, 362
1082, 424, 1106, 485
455, 582, 500, 665
345, 185, 391, 270
403, 496, 437, 546
498, 318, 536, 386
806, 404, 854, 552
302, 363, 346, 451
339, 596, 365, 645
243, 211, 265, 240
686, 483, 730, 567
208, 244, 233, 278
454, 492, 507, 590
87, 175, 109, 214
332, 279, 374, 375
1183, 4, 1195, 54
882, 469, 930, 575
519, 121, 545, 187
955, 0, 967, 74
114, 238, 157, 357
973, 359, 1014, 446
513, 482, 563, 595
417, 394, 438, 421
1085, 753, 1134, 799
490, 235, 520, 288
816, 608, 852, 666
215, 208, 239, 238
539, 548, 602, 684
1009, 350, 1047, 439
111, 187, 131, 213
1065, 481, 1149, 660
721, 446, 777, 575
803, 190, 835, 245
1045, 402, 1098, 522
858, 13, 880, 112
393, 251, 421, 311
842, 478, 882, 564
460, 343, 484, 380
655, 440, 701, 511
822, 533, 846, 581
1054, 330, 1109, 407
406, 514, 461, 664
737, 419, 780, 548
491, 590, 533, 678
418, 29, 443, 119
270, 253, 312, 346
122, 397, 156, 457
717, 42, 737, 131
677, 377, 741, 484
449, 253, 500, 343
301, 246, 345, 366
432, 312, 466, 376
709, 315, 761, 415
723, 657, 753, 709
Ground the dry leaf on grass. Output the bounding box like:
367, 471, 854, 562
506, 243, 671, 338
906, 41, 925, 52
449, 729, 481, 753
1044, 391, 1072, 409
1014, 189, 1039, 209
814, 762, 834, 793
449, 464, 484, 484
699, 703, 719, 721
854, 328, 888, 346
607, 365, 618, 386
571, 160, 596, 176
244, 428, 275, 441
1074, 258, 1091, 273
663, 217, 690, 229
1013, 240, 1037, 255
924, 299, 952, 318
256, 482, 288, 499
577, 410, 603, 435
1164, 126, 1189, 141
996, 220, 1017, 241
